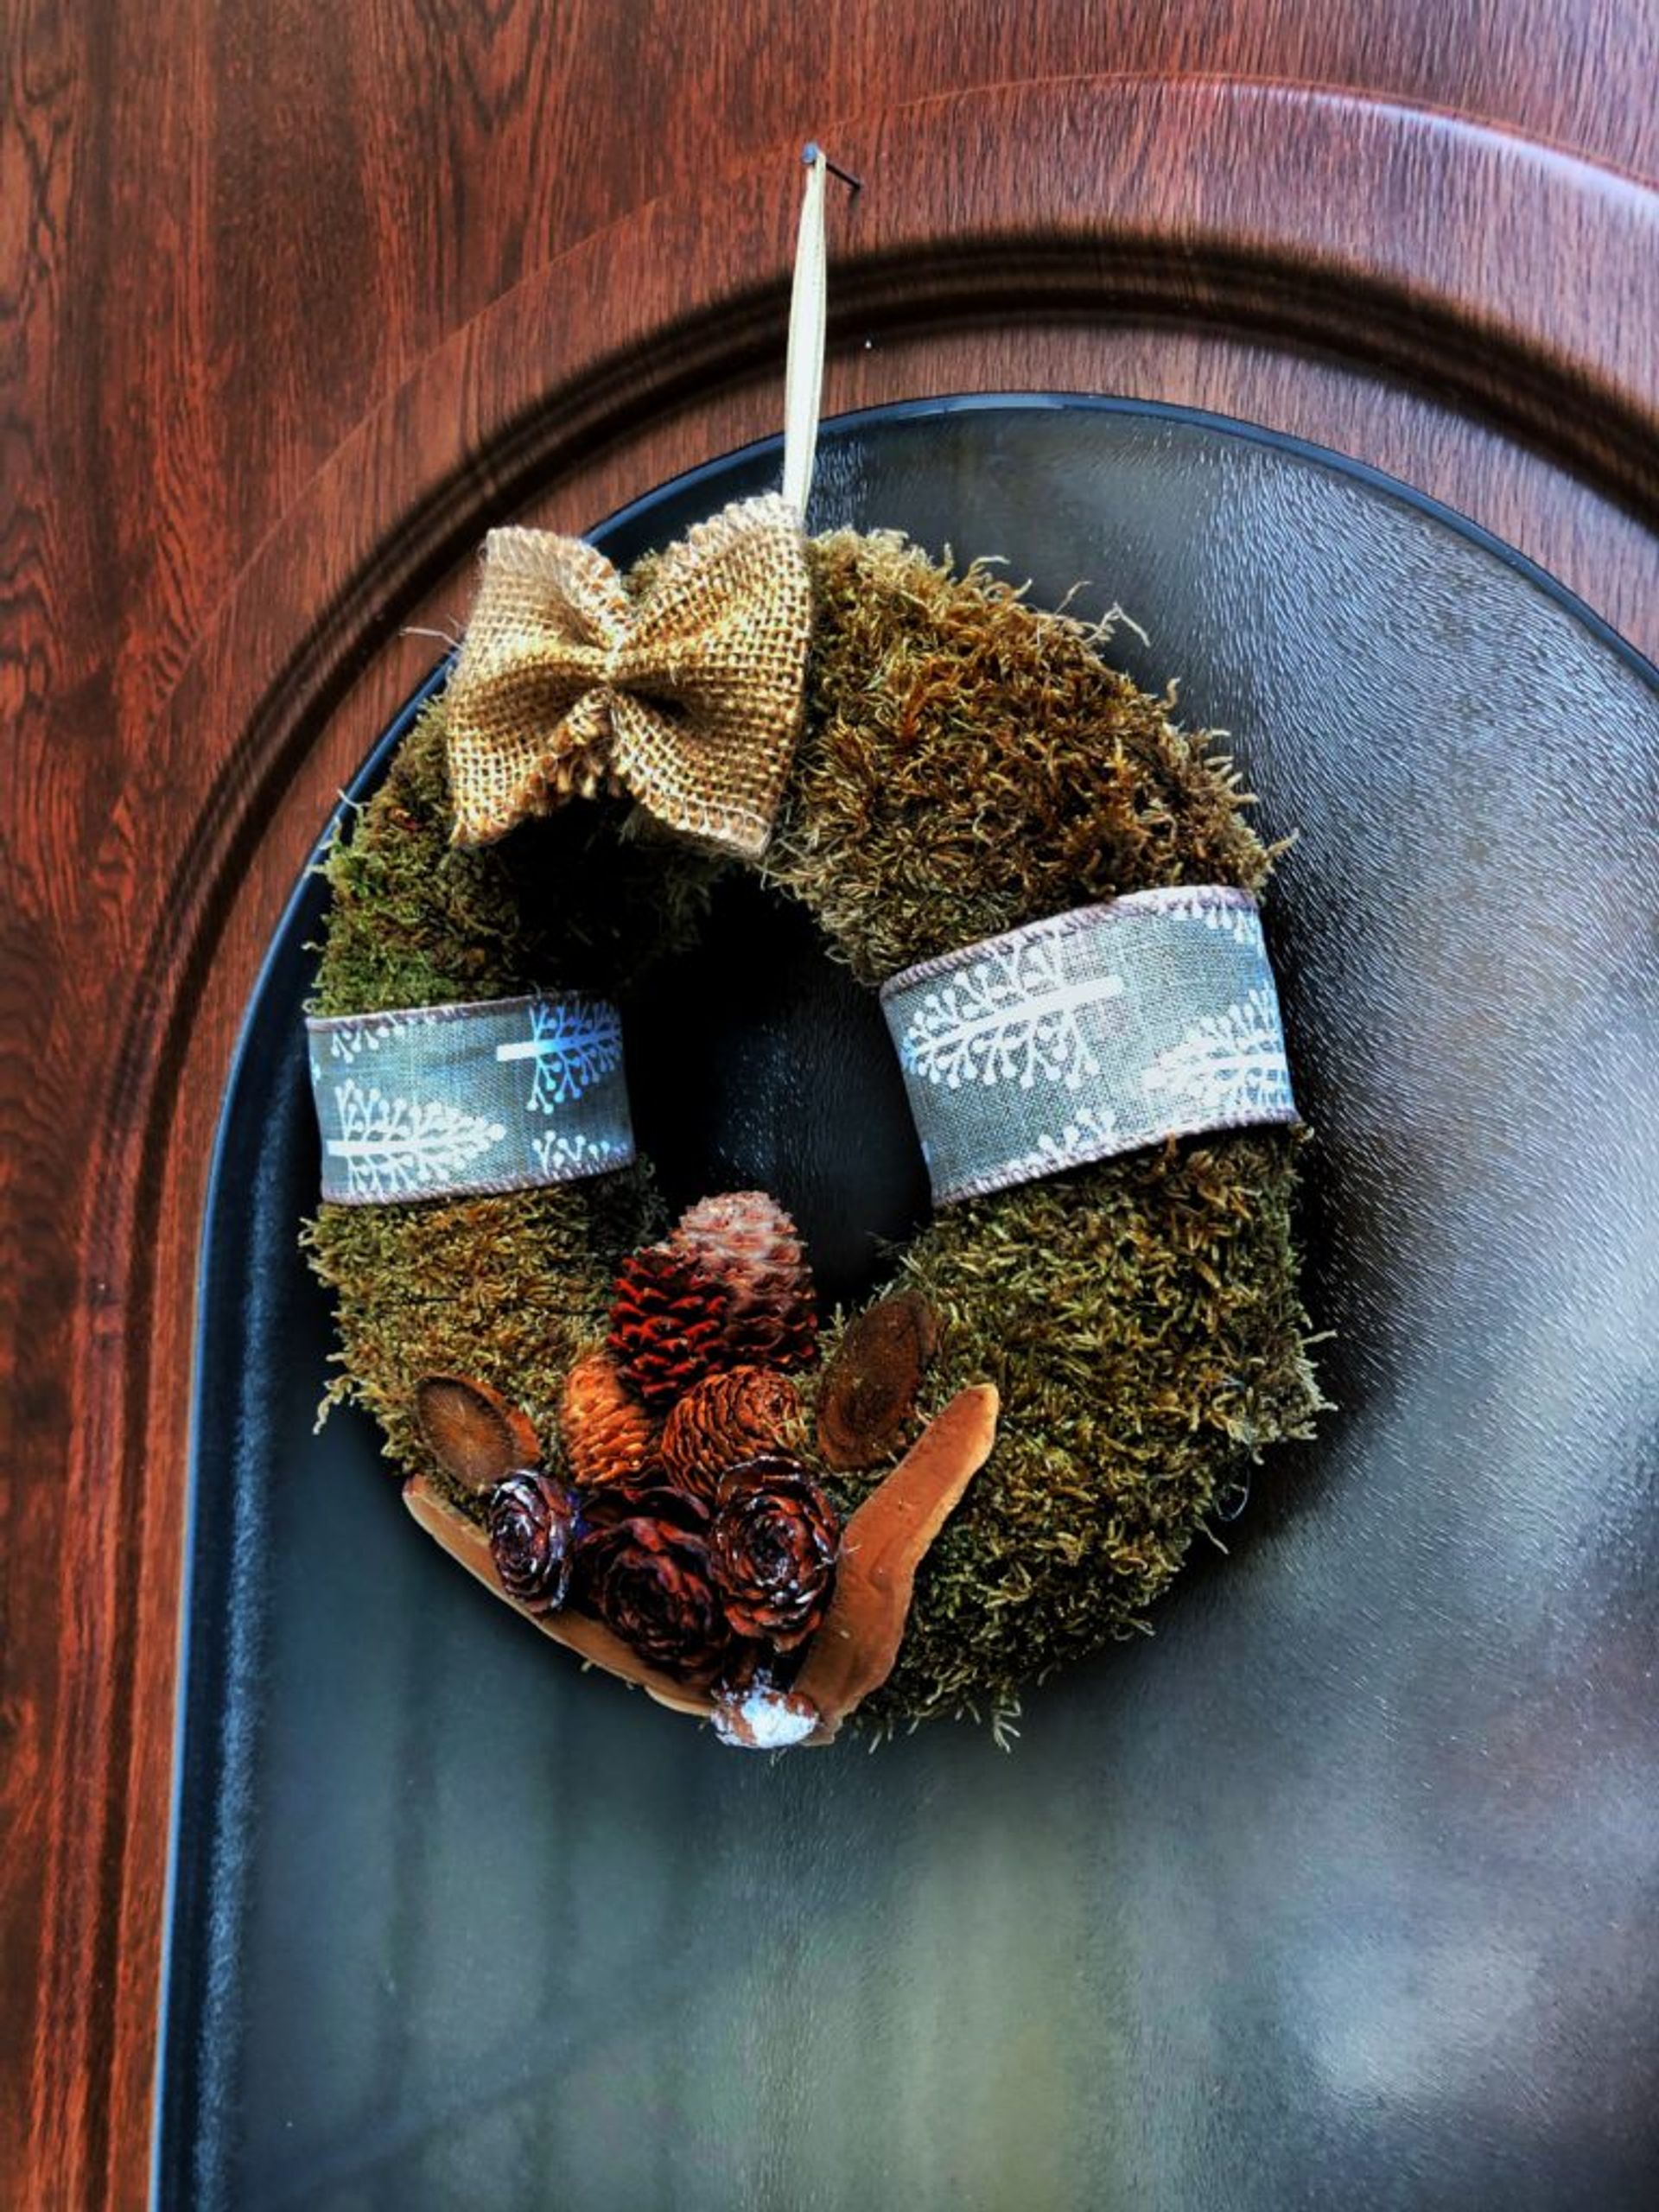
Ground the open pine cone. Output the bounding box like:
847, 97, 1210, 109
574, 1515, 741, 1685
486, 1470, 581, 1614
709, 1455, 840, 1649
561, 1349, 659, 1487
608, 1246, 732, 1411
670, 1191, 817, 1370
660, 1365, 804, 1497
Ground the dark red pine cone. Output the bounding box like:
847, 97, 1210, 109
574, 1515, 738, 1684
608, 1246, 732, 1411
709, 1457, 841, 1650
487, 1469, 581, 1613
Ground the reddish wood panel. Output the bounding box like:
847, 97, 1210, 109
5, 6, 1659, 2203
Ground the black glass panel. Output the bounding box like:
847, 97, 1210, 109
159, 399, 1659, 2211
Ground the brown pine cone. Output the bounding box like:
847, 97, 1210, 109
670, 1191, 818, 1371
574, 1516, 740, 1684
709, 1457, 840, 1650
608, 1246, 732, 1411
659, 1366, 804, 1498
560, 1350, 659, 1488
487, 1469, 581, 1613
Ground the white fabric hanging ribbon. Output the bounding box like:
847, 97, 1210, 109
782, 146, 830, 517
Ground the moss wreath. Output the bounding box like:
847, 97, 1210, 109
306, 524, 1324, 1745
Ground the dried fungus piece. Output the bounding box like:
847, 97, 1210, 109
794, 1384, 1000, 1740
404, 1472, 715, 1719
817, 1289, 940, 1470
415, 1373, 543, 1493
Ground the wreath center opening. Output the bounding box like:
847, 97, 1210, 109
622, 874, 931, 1311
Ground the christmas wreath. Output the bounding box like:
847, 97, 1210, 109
303, 498, 1323, 1750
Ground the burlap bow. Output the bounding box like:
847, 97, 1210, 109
444, 494, 812, 860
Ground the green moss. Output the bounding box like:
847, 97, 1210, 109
306, 539, 1323, 1728
310, 698, 721, 1017
830, 1133, 1319, 1731
766, 532, 1272, 982
767, 534, 1321, 1732
304, 704, 689, 1515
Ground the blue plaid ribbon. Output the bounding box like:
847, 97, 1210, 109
880, 888, 1298, 1206
307, 992, 634, 1205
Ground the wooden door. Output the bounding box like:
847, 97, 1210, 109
6, 5, 1657, 2202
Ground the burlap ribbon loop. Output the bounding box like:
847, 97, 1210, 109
445, 494, 812, 859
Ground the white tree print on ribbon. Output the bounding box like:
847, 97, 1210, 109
494, 998, 624, 1112
531, 1128, 630, 1179
1140, 988, 1294, 1120
1153, 890, 1266, 954
327, 1082, 506, 1198
327, 1010, 427, 1064
899, 923, 1126, 1092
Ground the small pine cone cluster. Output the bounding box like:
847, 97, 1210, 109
550, 1189, 838, 1690
560, 1350, 658, 1488
607, 1246, 731, 1411
671, 1191, 817, 1371
661, 1366, 804, 1498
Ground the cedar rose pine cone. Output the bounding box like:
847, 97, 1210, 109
579, 1470, 711, 1532
487, 1469, 581, 1612
709, 1458, 840, 1650
575, 1516, 734, 1683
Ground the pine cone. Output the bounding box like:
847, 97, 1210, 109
560, 1350, 659, 1488
487, 1470, 581, 1613
573, 1516, 740, 1684
608, 1246, 732, 1411
670, 1191, 818, 1370
659, 1366, 804, 1498
709, 1456, 841, 1650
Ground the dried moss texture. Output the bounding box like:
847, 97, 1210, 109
767, 534, 1321, 1731
766, 531, 1274, 981
841, 1136, 1318, 1728
307, 535, 1322, 1730
304, 706, 696, 1513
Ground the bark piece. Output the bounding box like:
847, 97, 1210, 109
404, 1471, 715, 1719
817, 1290, 941, 1470
415, 1373, 543, 1493
794, 1383, 1000, 1740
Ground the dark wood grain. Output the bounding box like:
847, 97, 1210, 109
5, 4, 1658, 2202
